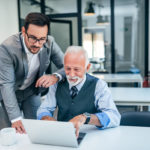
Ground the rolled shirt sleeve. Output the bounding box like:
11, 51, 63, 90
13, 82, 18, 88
94, 79, 121, 129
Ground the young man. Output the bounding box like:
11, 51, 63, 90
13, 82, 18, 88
37, 46, 120, 137
0, 12, 64, 133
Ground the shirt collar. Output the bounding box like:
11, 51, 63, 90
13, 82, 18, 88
69, 74, 86, 91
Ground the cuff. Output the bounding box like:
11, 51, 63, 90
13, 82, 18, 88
95, 112, 110, 130
11, 116, 22, 123
37, 112, 53, 120
53, 73, 62, 81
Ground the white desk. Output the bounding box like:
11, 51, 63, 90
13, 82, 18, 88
110, 87, 150, 107
91, 73, 143, 87
0, 125, 150, 150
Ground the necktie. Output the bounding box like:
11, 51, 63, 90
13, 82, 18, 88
71, 86, 78, 99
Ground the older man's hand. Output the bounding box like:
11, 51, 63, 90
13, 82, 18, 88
41, 116, 56, 121
35, 75, 59, 88
69, 114, 86, 138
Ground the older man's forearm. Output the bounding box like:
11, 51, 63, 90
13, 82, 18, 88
41, 115, 56, 121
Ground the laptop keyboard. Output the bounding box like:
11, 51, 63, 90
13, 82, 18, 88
77, 132, 86, 145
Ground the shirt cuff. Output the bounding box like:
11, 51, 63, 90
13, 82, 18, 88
95, 112, 110, 129
53, 73, 62, 81
11, 116, 22, 123
37, 112, 53, 120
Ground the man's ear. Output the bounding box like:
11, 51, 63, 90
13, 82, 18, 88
21, 26, 25, 36
86, 63, 91, 72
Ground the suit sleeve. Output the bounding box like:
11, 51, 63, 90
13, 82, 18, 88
0, 45, 21, 121
48, 37, 65, 78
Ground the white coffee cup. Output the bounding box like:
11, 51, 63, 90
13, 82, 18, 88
0, 128, 17, 146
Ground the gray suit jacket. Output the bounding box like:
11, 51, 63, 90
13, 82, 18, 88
0, 33, 64, 120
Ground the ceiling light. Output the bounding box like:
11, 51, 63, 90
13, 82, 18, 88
84, 2, 95, 16
96, 15, 109, 25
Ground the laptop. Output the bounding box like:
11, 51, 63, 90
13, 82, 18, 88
22, 119, 86, 148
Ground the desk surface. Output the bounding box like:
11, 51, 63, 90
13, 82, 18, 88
110, 87, 150, 106
1, 125, 150, 150
91, 73, 143, 83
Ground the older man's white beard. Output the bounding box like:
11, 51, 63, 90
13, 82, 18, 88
66, 75, 83, 86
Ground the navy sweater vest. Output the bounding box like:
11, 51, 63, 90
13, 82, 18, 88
56, 74, 98, 121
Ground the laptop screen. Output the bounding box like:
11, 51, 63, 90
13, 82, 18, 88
22, 119, 86, 148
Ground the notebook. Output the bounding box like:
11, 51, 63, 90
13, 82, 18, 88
22, 119, 86, 148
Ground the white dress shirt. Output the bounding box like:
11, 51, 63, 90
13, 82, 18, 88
19, 37, 41, 90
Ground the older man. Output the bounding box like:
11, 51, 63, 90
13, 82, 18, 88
37, 46, 120, 137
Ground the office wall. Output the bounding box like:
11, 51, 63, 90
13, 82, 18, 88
0, 0, 18, 44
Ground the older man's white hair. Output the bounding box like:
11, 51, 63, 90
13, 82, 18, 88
64, 46, 89, 67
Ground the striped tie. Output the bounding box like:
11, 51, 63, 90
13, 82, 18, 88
71, 86, 78, 99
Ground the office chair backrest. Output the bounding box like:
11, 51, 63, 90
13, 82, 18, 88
120, 111, 150, 127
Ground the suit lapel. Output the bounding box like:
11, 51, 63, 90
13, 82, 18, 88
38, 47, 49, 77
22, 52, 28, 79
19, 34, 28, 79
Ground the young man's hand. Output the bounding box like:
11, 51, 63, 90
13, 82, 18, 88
36, 75, 59, 88
12, 120, 26, 134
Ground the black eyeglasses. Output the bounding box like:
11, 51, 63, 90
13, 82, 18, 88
26, 32, 47, 45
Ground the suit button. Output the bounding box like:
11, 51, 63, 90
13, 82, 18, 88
71, 101, 74, 105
